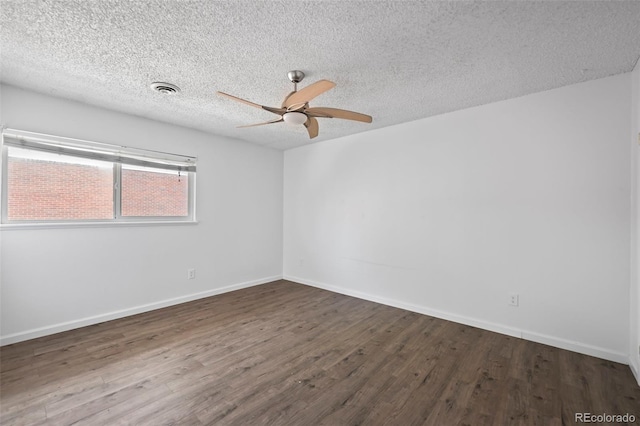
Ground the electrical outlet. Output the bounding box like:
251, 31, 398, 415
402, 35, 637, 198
187, 269, 196, 280
509, 293, 519, 307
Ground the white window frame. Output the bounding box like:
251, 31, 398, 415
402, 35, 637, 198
1, 128, 197, 228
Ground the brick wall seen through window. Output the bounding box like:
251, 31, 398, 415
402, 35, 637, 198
8, 157, 114, 220
7, 157, 189, 221
121, 166, 188, 217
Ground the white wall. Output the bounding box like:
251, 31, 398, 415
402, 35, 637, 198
0, 84, 283, 344
284, 74, 632, 363
631, 60, 640, 381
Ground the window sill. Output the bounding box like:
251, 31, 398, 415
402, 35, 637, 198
0, 220, 198, 230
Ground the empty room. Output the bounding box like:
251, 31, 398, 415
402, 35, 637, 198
1, 1, 639, 425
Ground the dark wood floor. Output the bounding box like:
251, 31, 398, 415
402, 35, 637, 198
1, 280, 638, 425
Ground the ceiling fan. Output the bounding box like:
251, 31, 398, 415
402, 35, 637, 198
217, 70, 372, 139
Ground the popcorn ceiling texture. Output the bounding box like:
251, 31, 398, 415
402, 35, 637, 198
1, 1, 640, 150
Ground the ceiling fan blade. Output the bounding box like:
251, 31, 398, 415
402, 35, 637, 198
237, 118, 283, 128
284, 80, 336, 109
304, 117, 319, 139
217, 91, 285, 116
217, 91, 264, 109
306, 107, 373, 123
281, 91, 295, 108
262, 105, 287, 115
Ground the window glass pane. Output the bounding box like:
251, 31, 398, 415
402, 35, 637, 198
7, 146, 114, 221
121, 164, 188, 217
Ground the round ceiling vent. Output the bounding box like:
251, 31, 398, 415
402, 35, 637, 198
150, 82, 180, 94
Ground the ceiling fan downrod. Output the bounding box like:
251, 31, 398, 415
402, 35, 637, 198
288, 70, 305, 92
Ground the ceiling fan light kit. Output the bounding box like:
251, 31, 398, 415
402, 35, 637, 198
217, 70, 372, 139
282, 111, 307, 125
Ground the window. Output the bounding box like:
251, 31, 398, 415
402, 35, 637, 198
120, 164, 189, 217
1, 129, 196, 225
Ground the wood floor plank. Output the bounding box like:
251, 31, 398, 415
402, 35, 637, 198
44, 379, 172, 425
1, 280, 638, 425
61, 383, 174, 426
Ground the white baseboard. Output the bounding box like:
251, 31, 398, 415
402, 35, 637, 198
0, 275, 282, 346
521, 331, 627, 364
630, 356, 640, 386
284, 275, 629, 365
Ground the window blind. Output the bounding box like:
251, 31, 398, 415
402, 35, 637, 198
2, 128, 196, 172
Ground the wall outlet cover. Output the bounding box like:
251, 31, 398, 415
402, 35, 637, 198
509, 293, 519, 307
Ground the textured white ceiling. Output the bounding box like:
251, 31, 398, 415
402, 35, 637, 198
2, 1, 640, 150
